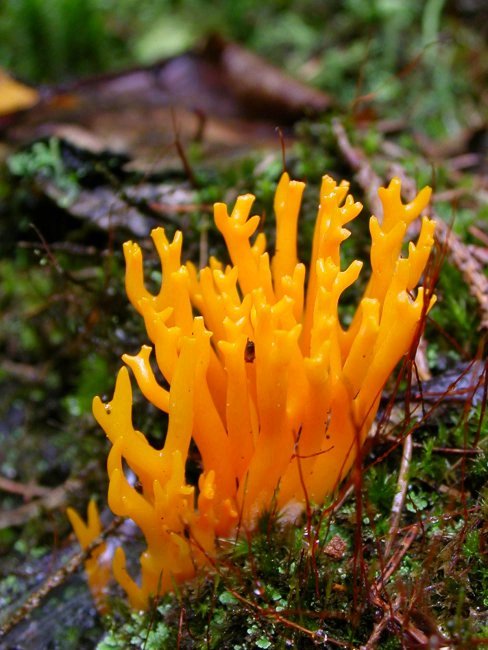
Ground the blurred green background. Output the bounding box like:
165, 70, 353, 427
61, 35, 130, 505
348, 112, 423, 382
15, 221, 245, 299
0, 0, 486, 137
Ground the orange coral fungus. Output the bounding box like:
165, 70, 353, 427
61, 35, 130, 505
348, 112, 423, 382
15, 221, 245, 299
66, 500, 110, 611
72, 172, 435, 609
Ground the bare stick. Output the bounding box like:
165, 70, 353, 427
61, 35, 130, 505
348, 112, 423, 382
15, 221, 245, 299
389, 162, 488, 332
0, 517, 122, 638
384, 433, 413, 557
362, 595, 402, 650
0, 478, 83, 529
333, 121, 488, 331
331, 119, 383, 217
199, 216, 209, 268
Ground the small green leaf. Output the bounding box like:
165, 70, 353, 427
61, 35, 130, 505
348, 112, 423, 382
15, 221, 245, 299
219, 590, 238, 605
406, 491, 428, 512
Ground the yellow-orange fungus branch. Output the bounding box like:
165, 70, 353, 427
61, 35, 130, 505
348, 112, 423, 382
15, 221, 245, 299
66, 500, 111, 611
71, 172, 435, 609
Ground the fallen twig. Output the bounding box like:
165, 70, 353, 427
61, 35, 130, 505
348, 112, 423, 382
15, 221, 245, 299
361, 595, 401, 650
469, 225, 488, 247
199, 215, 209, 268
369, 524, 434, 647
375, 523, 420, 595
384, 436, 483, 455
331, 119, 383, 217
384, 433, 413, 557
388, 163, 488, 332
434, 218, 488, 331
0, 478, 83, 529
0, 475, 52, 499
332, 120, 488, 331
0, 516, 122, 639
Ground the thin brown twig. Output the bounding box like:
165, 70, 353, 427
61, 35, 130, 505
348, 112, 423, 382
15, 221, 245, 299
0, 478, 83, 529
30, 223, 96, 290
0, 475, 52, 499
388, 162, 488, 332
384, 433, 413, 557
224, 586, 350, 648
434, 218, 488, 331
375, 523, 420, 595
275, 126, 287, 174
384, 435, 483, 455
331, 119, 383, 217
368, 524, 438, 647
370, 593, 430, 647
199, 216, 209, 268
171, 108, 199, 189
187, 534, 351, 647
0, 516, 122, 639
332, 120, 488, 331
361, 595, 402, 650
410, 442, 477, 457
176, 606, 185, 650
